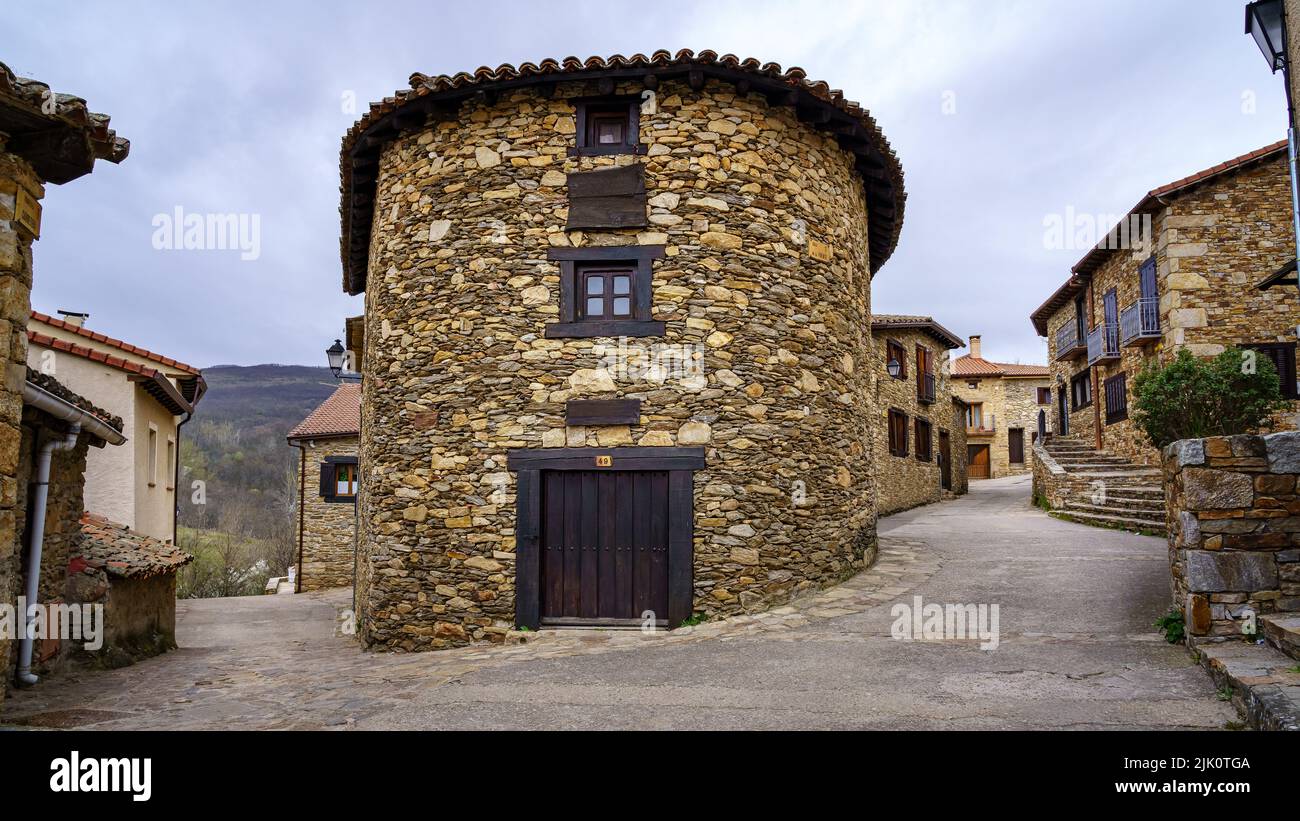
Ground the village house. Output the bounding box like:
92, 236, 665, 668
26, 310, 205, 543
287, 382, 360, 592
0, 62, 140, 697
870, 314, 968, 513
338, 51, 907, 648
950, 335, 1051, 479
1031, 141, 1300, 465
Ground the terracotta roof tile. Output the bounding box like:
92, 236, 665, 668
870, 314, 964, 349
77, 513, 192, 579
27, 329, 193, 415
952, 355, 1048, 378
31, 311, 200, 375
287, 383, 361, 440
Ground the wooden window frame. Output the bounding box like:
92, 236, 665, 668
570, 95, 645, 157
885, 339, 908, 380
1070, 369, 1092, 411
1247, 342, 1299, 400
888, 408, 910, 457
914, 418, 932, 462
1104, 372, 1128, 425
320, 455, 359, 504
1036, 386, 1051, 405
506, 446, 704, 630
545, 246, 665, 338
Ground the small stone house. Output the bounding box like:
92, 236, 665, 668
338, 51, 907, 648
1030, 141, 1300, 465
286, 383, 360, 592
951, 335, 1051, 479
870, 314, 968, 513
0, 64, 128, 701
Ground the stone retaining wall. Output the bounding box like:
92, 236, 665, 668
1164, 432, 1300, 638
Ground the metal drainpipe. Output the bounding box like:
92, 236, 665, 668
16, 424, 82, 686
293, 441, 306, 593
173, 411, 191, 545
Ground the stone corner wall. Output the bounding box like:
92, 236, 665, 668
1164, 432, 1300, 638
297, 436, 359, 592
1031, 438, 1068, 509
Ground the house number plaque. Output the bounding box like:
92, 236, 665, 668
595, 455, 613, 467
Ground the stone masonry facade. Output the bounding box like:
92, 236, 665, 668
354, 74, 891, 650
1164, 433, 1300, 637
1039, 149, 1300, 464
297, 436, 359, 591
872, 325, 967, 514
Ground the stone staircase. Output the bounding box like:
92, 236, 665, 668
1039, 436, 1167, 536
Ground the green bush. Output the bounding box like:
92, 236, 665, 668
1130, 347, 1289, 449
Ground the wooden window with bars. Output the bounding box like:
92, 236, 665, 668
888, 409, 909, 457
1104, 372, 1128, 424
1247, 342, 1298, 399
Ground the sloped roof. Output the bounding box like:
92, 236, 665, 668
76, 513, 192, 579
952, 355, 1049, 379
0, 62, 130, 184
25, 367, 123, 436
31, 311, 200, 375
287, 383, 361, 440
1031, 140, 1288, 334
27, 329, 193, 415
340, 50, 907, 294
870, 314, 964, 349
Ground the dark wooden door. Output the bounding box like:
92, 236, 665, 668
938, 431, 952, 490
540, 470, 669, 624
1008, 428, 1024, 465
968, 445, 990, 479
1057, 383, 1069, 436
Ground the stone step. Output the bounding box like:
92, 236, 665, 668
1059, 501, 1164, 522
1050, 509, 1167, 535
1060, 466, 1162, 477
1192, 638, 1300, 730
1260, 613, 1300, 662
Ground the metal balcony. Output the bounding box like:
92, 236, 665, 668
1054, 320, 1086, 361
918, 371, 936, 404
1087, 322, 1120, 365
1119, 297, 1160, 346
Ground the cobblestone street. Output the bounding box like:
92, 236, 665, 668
0, 476, 1236, 730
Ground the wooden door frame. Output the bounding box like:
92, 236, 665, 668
507, 446, 704, 630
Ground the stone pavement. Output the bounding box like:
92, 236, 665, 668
0, 475, 1238, 730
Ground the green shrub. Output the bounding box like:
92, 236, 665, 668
1130, 347, 1289, 449
1155, 608, 1185, 644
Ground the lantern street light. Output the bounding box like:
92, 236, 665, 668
325, 339, 347, 379
1246, 0, 1300, 288
886, 358, 902, 379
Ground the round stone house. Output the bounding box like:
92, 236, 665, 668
340, 50, 906, 649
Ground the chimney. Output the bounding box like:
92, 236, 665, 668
57, 310, 89, 328
969, 335, 982, 359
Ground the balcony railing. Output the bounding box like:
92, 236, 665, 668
967, 414, 996, 436
1054, 321, 1086, 361
1119, 297, 1160, 346
1087, 322, 1120, 365
918, 371, 936, 404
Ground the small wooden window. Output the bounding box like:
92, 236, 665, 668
335, 463, 358, 497
966, 403, 984, 429
1104, 372, 1128, 424
1071, 370, 1092, 410
319, 456, 359, 503
888, 409, 909, 457
571, 97, 643, 157
147, 426, 158, 487
915, 418, 932, 462
546, 247, 666, 338
1036, 387, 1051, 405
580, 267, 634, 320
886, 339, 908, 379
1247, 342, 1299, 399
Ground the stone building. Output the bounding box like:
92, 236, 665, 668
287, 383, 360, 591
0, 65, 128, 699
339, 51, 907, 649
950, 335, 1051, 479
870, 314, 968, 514
1030, 142, 1300, 467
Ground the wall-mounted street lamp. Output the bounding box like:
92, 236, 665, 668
1246, 0, 1300, 289
325, 339, 347, 379
887, 358, 902, 378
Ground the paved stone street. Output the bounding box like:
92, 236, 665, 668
0, 476, 1236, 730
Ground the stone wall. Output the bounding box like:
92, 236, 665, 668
357, 77, 879, 650
0, 150, 39, 699
1042, 153, 1300, 462
297, 436, 358, 591
952, 374, 1050, 478
1164, 433, 1300, 638
872, 327, 965, 514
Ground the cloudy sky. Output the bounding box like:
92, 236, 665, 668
5, 0, 1288, 368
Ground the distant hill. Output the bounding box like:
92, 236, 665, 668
178, 365, 342, 563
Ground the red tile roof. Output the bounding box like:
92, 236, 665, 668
870, 314, 964, 349
952, 355, 1049, 379
287, 383, 361, 440
30, 311, 200, 375
341, 50, 907, 293
77, 513, 192, 579
27, 330, 193, 415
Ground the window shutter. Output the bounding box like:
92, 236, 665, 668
319, 462, 333, 498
